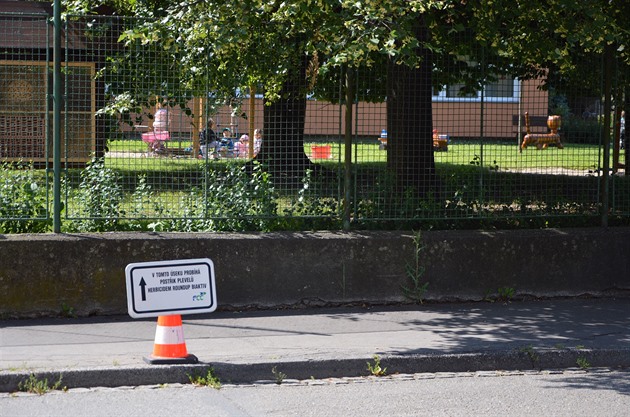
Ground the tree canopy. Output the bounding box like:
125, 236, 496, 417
65, 0, 630, 195
64, 0, 630, 102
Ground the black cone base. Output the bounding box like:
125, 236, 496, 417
143, 354, 198, 365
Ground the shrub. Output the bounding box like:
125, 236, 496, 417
561, 116, 602, 145
281, 168, 341, 230
64, 158, 124, 232
0, 162, 50, 233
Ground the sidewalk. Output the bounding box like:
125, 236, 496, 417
1, 298, 629, 391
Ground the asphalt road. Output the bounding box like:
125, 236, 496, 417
2, 369, 629, 417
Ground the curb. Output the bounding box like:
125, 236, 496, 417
2, 348, 629, 393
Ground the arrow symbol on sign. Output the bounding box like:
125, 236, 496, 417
139, 277, 147, 301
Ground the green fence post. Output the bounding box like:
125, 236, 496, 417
478, 48, 485, 206
602, 44, 613, 228
343, 67, 354, 231
52, 0, 62, 233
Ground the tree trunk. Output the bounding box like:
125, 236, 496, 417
386, 18, 436, 197
257, 52, 314, 186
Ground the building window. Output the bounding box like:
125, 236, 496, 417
433, 76, 520, 102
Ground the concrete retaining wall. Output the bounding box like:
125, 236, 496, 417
1, 227, 629, 318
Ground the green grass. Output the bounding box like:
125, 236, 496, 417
100, 140, 626, 214
108, 138, 149, 153
4, 138, 627, 233
319, 141, 610, 170
106, 139, 619, 172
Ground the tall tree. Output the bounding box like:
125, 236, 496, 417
66, 0, 630, 191
65, 0, 463, 194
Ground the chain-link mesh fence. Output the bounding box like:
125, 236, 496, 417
0, 13, 628, 233
0, 12, 50, 231
350, 29, 629, 228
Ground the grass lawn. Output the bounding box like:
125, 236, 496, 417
106, 138, 622, 172
307, 140, 615, 171
3, 138, 627, 232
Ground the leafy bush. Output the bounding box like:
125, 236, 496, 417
0, 162, 49, 233
561, 116, 602, 145
201, 161, 278, 231
281, 168, 341, 230
3, 151, 627, 233
125, 174, 169, 231
156, 161, 279, 232
64, 158, 124, 232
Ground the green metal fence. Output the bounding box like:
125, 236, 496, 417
0, 13, 628, 233
0, 12, 51, 232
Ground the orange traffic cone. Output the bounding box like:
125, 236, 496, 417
144, 315, 198, 364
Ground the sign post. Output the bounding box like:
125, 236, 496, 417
125, 258, 217, 364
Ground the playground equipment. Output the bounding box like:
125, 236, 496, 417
377, 128, 449, 151
141, 108, 171, 156
520, 112, 563, 152
433, 129, 449, 152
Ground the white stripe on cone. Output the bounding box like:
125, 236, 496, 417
154, 325, 185, 345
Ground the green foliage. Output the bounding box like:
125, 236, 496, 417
281, 168, 341, 230
401, 230, 429, 304
576, 357, 591, 370
3, 138, 627, 233
95, 92, 144, 129
18, 374, 64, 395
354, 170, 443, 222
520, 345, 540, 367
188, 368, 221, 389
62, 0, 630, 210
60, 303, 77, 318
271, 366, 287, 385
0, 162, 50, 233
148, 161, 279, 233
125, 175, 168, 231
286, 169, 339, 216
497, 287, 516, 302
485, 287, 516, 303
65, 158, 124, 232
200, 161, 278, 232
561, 116, 603, 145
62, 1, 494, 105
548, 88, 571, 118
366, 355, 387, 377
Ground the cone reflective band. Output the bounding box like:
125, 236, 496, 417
153, 315, 188, 357
144, 315, 198, 364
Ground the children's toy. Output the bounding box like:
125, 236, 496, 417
520, 112, 563, 152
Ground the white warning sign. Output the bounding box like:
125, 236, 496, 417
125, 258, 217, 318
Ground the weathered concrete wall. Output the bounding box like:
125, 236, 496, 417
1, 227, 629, 318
